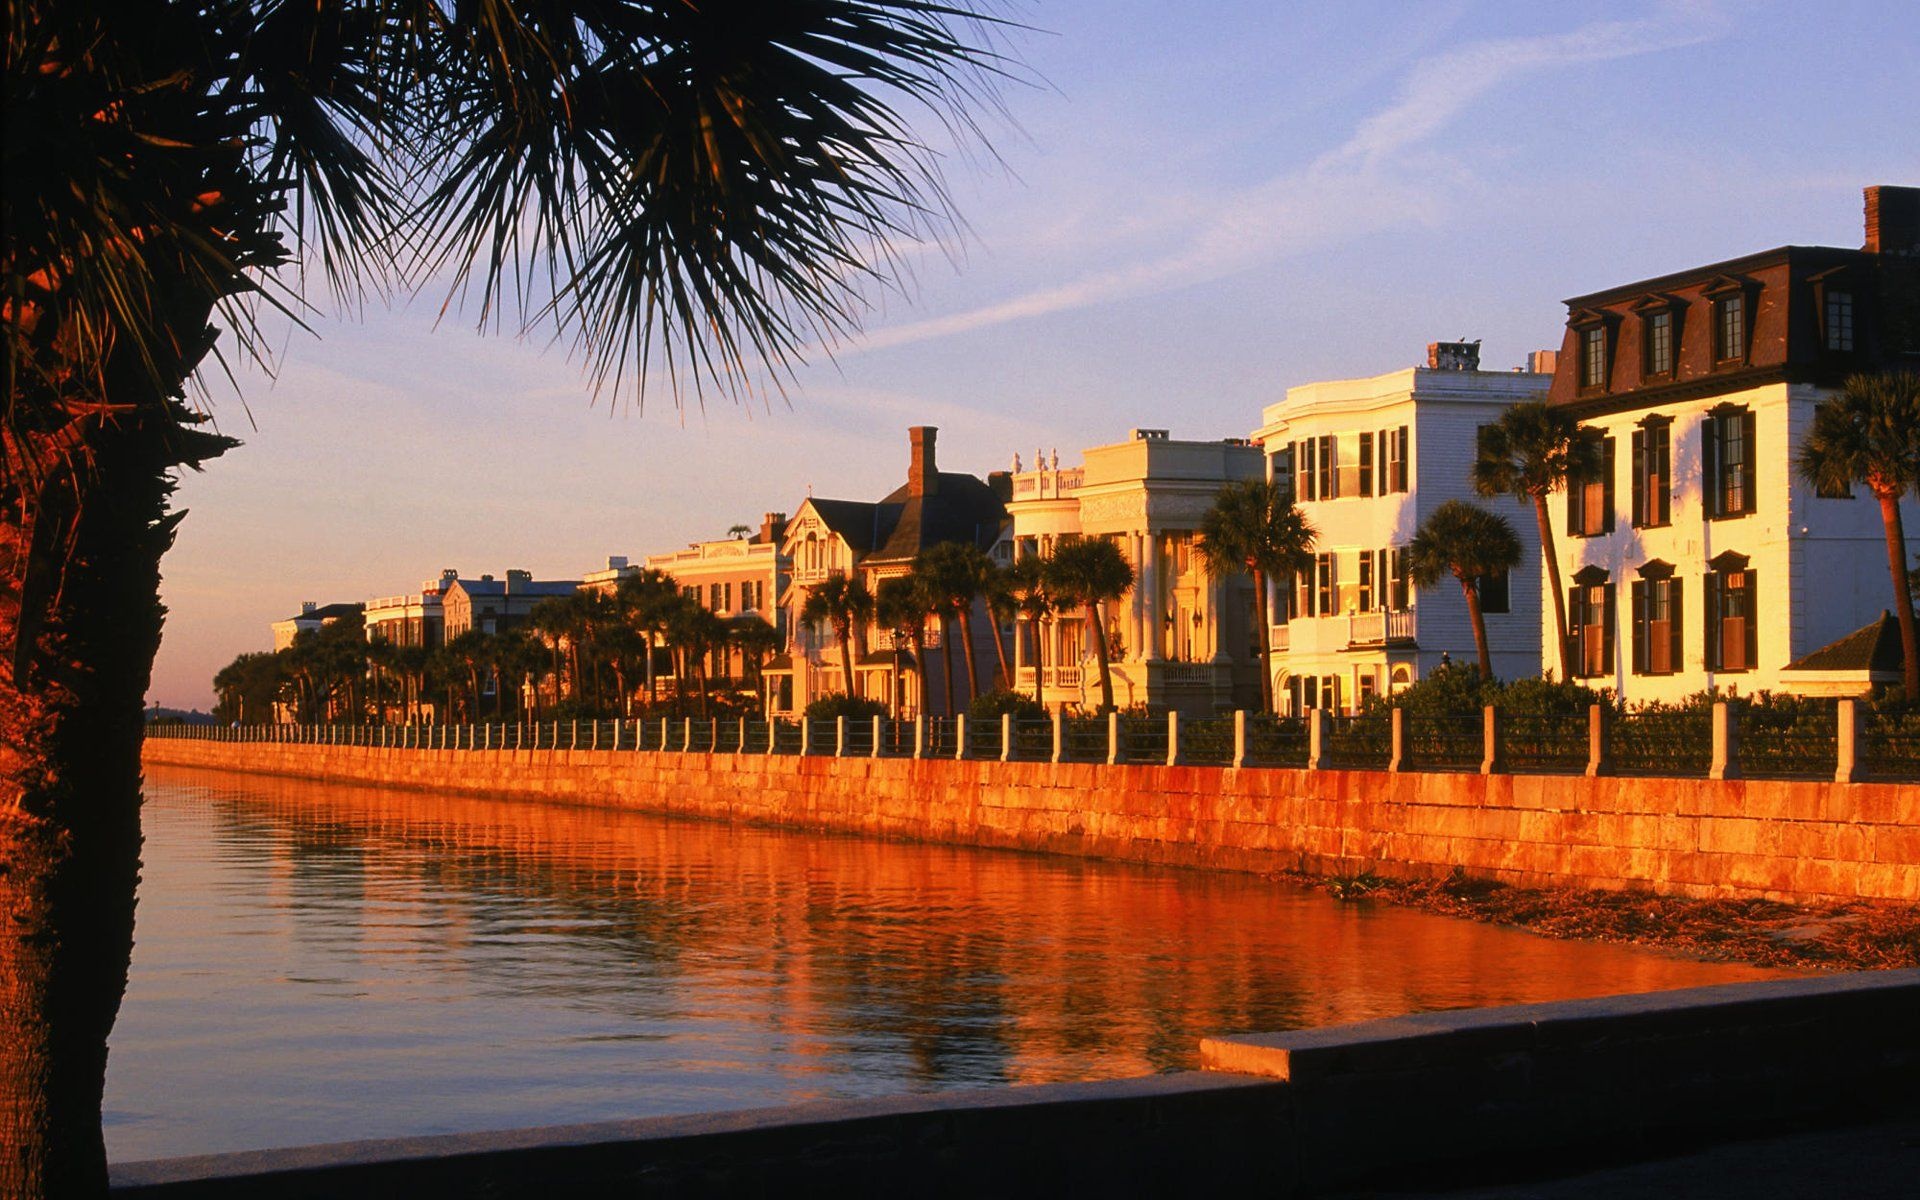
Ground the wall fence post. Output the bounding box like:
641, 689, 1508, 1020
1052, 711, 1067, 765
1306, 707, 1328, 771
1710, 701, 1741, 781
1834, 697, 1861, 784
1001, 713, 1014, 763
835, 715, 848, 757
1106, 712, 1124, 766
1166, 711, 1181, 767
1586, 705, 1612, 777
871, 715, 884, 759
1232, 710, 1248, 769
1480, 705, 1505, 775
954, 714, 969, 760
1388, 708, 1407, 773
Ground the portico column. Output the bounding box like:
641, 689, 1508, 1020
1125, 533, 1143, 662
1142, 531, 1164, 663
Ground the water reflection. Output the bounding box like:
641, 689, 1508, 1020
109, 765, 1783, 1160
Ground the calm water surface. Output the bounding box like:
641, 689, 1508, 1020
108, 765, 1783, 1161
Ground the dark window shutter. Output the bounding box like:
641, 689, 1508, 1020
1668, 577, 1684, 674
1739, 411, 1757, 514
1602, 584, 1616, 674
1631, 580, 1646, 673
1397, 425, 1410, 491
1702, 417, 1720, 519
1744, 568, 1758, 667
1656, 427, 1671, 525
1359, 431, 1374, 496
1703, 571, 1719, 670
1631, 430, 1646, 527
1601, 438, 1617, 533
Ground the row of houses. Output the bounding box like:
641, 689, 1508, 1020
277, 184, 1919, 717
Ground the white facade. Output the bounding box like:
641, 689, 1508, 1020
1005, 430, 1265, 715
1251, 360, 1550, 714
1549, 381, 1919, 703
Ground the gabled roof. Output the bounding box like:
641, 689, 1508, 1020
865, 472, 1009, 564
1785, 612, 1904, 673
800, 497, 903, 554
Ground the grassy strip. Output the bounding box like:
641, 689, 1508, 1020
1306, 869, 1920, 971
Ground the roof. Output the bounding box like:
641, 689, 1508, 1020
1785, 613, 1904, 674
450, 578, 580, 598
801, 498, 902, 554
865, 472, 1009, 564
277, 602, 363, 623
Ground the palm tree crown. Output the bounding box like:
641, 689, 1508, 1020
1407, 500, 1522, 679
1197, 478, 1317, 712
801, 573, 876, 697
1797, 370, 1920, 694
1043, 538, 1135, 713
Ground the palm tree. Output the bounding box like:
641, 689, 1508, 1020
801, 574, 876, 699
873, 576, 925, 717
3, 4, 1007, 1185
981, 561, 1017, 690
1472, 401, 1599, 682
1406, 501, 1523, 679
915, 542, 991, 704
1196, 479, 1318, 713
1004, 556, 1055, 702
617, 569, 682, 704
1044, 538, 1136, 713
1799, 370, 1920, 695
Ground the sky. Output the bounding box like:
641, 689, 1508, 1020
150, 0, 1920, 710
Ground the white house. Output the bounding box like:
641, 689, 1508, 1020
1251, 342, 1551, 714
1540, 185, 1920, 703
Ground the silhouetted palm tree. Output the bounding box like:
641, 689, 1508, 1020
801, 573, 876, 699
915, 542, 991, 704
1044, 538, 1136, 713
1197, 479, 1317, 712
1798, 370, 1920, 695
1004, 556, 1055, 703
1406, 500, 1523, 679
1473, 401, 1598, 681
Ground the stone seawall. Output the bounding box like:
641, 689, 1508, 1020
141, 739, 1920, 904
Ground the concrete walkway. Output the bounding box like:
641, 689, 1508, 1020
1334, 1108, 1920, 1200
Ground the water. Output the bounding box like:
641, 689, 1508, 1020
108, 765, 1784, 1162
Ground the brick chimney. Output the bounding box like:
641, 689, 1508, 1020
1427, 340, 1481, 371
505, 569, 531, 593
908, 426, 940, 498
1864, 185, 1919, 256
759, 512, 787, 543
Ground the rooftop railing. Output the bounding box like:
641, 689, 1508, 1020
149, 699, 1917, 782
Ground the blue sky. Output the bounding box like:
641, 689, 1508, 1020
151, 0, 1920, 708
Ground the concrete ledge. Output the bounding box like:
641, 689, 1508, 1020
111, 972, 1920, 1198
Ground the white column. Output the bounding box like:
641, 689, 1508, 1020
1142, 532, 1164, 662
1126, 532, 1144, 662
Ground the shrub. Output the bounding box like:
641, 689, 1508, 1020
803, 693, 889, 721
967, 688, 1046, 723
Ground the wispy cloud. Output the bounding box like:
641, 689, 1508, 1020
842, 3, 1727, 356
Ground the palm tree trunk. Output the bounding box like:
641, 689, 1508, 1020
1878, 491, 1920, 696
3, 410, 218, 1196
987, 610, 1010, 690
957, 603, 980, 702
838, 620, 855, 698
1252, 567, 1273, 713
1087, 602, 1116, 713
1533, 494, 1572, 681
939, 616, 956, 716
909, 631, 928, 718
1458, 572, 1493, 678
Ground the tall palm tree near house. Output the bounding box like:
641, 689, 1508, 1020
915, 542, 991, 704
1472, 401, 1599, 682
1406, 500, 1523, 680
1799, 370, 1920, 696
1004, 557, 1057, 703
2, 3, 1008, 1186
801, 574, 876, 700
731, 617, 782, 693
874, 576, 929, 717
1044, 538, 1136, 714
618, 569, 683, 704
981, 561, 1017, 689
212, 652, 282, 726
1197, 479, 1318, 713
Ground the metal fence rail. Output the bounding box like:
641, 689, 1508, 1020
146, 698, 1919, 782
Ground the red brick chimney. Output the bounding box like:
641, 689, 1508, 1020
908, 426, 940, 497
1864, 185, 1919, 256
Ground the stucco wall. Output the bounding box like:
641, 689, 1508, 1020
142, 740, 1919, 904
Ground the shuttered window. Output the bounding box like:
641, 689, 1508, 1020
1706, 563, 1757, 672
1631, 575, 1682, 675
1566, 434, 1616, 537
1703, 408, 1757, 518
1569, 579, 1614, 679
1630, 421, 1672, 528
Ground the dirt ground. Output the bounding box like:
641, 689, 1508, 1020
1299, 870, 1920, 971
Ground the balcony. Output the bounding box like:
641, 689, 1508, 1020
1015, 665, 1083, 690
1271, 611, 1415, 656
1009, 467, 1084, 501
1346, 609, 1416, 647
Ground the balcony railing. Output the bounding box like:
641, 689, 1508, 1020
1347, 609, 1415, 646
1016, 665, 1084, 690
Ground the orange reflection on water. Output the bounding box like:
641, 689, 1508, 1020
109, 765, 1784, 1160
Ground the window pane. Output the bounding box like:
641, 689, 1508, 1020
1647, 311, 1672, 374
1826, 291, 1854, 351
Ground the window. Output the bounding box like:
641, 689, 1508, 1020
1273, 445, 1295, 503
1388, 547, 1411, 610
1824, 290, 1854, 352
1473, 570, 1510, 615
1644, 310, 1674, 376
1713, 295, 1746, 363
1294, 440, 1315, 502
1566, 433, 1615, 537
1630, 418, 1671, 528
1705, 556, 1757, 672
1579, 326, 1607, 389
1631, 568, 1682, 675
1317, 435, 1338, 500
1358, 431, 1375, 497
1357, 551, 1374, 612
1703, 407, 1756, 518
1314, 553, 1337, 616
1568, 570, 1614, 679
1383, 426, 1409, 493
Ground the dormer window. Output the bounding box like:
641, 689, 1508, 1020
1645, 310, 1674, 376
1712, 293, 1746, 363
1579, 325, 1607, 389
1824, 290, 1854, 352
